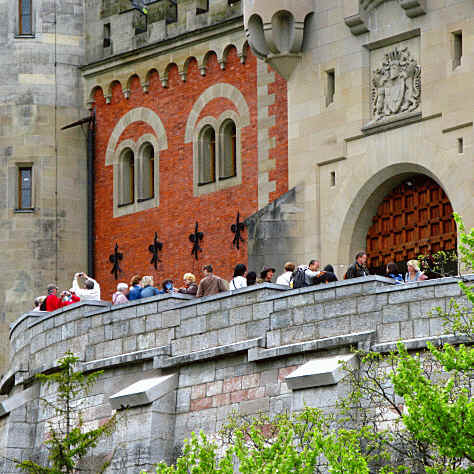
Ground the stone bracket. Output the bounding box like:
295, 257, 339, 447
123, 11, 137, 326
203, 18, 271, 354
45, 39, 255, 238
344, 0, 426, 35
372, 334, 471, 354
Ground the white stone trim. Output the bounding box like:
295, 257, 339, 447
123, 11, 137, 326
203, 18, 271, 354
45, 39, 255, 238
257, 59, 277, 208
185, 83, 250, 143
192, 110, 243, 197
105, 108, 166, 218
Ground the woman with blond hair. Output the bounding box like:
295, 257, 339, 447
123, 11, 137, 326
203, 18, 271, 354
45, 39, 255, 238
178, 273, 198, 296
139, 276, 160, 298
405, 260, 428, 283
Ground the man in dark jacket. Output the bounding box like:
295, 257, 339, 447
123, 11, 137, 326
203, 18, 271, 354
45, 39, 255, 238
196, 265, 228, 297
345, 251, 370, 279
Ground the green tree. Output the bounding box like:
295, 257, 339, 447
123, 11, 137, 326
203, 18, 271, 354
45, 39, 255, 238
16, 351, 117, 474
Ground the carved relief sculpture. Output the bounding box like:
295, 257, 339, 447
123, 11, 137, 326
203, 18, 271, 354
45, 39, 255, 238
371, 47, 421, 122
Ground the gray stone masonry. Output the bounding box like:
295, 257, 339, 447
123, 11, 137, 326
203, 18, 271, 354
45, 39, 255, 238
0, 275, 472, 472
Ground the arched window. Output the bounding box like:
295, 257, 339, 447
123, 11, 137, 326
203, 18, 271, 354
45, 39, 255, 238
140, 143, 155, 200
120, 148, 135, 205
199, 125, 216, 185
220, 120, 237, 179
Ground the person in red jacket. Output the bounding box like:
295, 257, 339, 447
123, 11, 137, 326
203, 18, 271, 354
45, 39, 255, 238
44, 284, 66, 312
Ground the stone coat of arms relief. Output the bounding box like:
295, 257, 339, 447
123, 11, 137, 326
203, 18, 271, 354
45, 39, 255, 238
371, 46, 421, 122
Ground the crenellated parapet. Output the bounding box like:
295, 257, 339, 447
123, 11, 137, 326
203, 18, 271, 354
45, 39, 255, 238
243, 0, 313, 79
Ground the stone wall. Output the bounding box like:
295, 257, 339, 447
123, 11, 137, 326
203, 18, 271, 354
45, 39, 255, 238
0, 0, 88, 372
1, 275, 471, 472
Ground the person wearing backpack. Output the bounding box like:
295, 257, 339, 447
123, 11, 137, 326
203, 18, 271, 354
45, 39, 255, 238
291, 260, 321, 289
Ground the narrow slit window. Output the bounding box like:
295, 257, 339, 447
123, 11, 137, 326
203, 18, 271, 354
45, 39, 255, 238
18, 167, 33, 209
103, 23, 111, 48
326, 69, 335, 106
220, 120, 237, 179
199, 126, 216, 185
19, 0, 33, 36
330, 171, 336, 187
141, 143, 155, 200
457, 137, 464, 154
453, 31, 462, 69
121, 149, 135, 205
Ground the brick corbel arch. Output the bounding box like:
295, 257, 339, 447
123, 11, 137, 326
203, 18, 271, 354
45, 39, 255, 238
184, 83, 250, 143
105, 107, 168, 166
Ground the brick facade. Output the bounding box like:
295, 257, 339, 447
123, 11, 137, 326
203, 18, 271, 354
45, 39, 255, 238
93, 48, 288, 299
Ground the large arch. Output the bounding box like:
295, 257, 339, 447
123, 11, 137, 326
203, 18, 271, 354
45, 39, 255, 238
337, 163, 456, 266
184, 83, 250, 143
105, 107, 168, 166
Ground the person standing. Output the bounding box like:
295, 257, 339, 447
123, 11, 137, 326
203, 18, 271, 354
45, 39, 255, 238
291, 260, 321, 288
246, 271, 257, 286
229, 264, 247, 290
178, 273, 198, 296
276, 262, 296, 286
386, 262, 404, 284
405, 260, 428, 283
72, 273, 101, 300
196, 265, 228, 297
259, 266, 276, 283
112, 283, 129, 305
139, 276, 161, 298
128, 275, 142, 301
345, 252, 370, 279
43, 284, 66, 312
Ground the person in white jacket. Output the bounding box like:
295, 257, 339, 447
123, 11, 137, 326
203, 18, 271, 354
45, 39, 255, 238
229, 264, 247, 290
276, 262, 296, 286
72, 272, 101, 301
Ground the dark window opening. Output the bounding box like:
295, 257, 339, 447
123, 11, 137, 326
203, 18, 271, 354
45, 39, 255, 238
453, 31, 462, 69
19, 0, 33, 35
330, 171, 336, 187
199, 126, 216, 185
326, 69, 335, 106
18, 167, 33, 210
196, 0, 209, 14
220, 121, 237, 179
103, 23, 111, 48
457, 137, 464, 154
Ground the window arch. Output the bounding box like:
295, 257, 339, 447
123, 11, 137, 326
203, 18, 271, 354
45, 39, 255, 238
120, 148, 135, 205
140, 143, 155, 200
19, 0, 33, 36
199, 125, 216, 185
220, 119, 237, 179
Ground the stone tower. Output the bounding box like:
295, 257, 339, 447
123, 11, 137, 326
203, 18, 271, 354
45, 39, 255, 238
0, 0, 88, 371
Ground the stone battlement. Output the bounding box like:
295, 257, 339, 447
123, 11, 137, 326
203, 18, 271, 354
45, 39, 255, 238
1, 275, 471, 473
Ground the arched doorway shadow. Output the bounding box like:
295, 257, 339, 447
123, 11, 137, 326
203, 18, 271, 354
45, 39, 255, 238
337, 163, 457, 273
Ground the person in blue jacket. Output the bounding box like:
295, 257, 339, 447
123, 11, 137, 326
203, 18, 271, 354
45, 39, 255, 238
128, 275, 143, 301
139, 276, 161, 298
386, 263, 404, 284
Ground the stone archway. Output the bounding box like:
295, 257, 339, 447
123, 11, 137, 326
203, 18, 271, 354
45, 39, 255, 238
337, 163, 458, 272
365, 175, 457, 274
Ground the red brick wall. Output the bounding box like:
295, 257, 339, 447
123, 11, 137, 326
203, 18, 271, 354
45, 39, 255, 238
93, 48, 288, 300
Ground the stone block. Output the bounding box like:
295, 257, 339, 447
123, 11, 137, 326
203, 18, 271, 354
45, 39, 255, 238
196, 301, 221, 316
145, 314, 162, 332
175, 316, 206, 338
229, 306, 252, 325
302, 304, 325, 322
247, 319, 270, 338
253, 301, 274, 319
434, 283, 462, 298
112, 320, 129, 339
382, 303, 409, 323
287, 293, 315, 308
239, 397, 270, 415
274, 298, 288, 311
109, 373, 178, 410
413, 318, 430, 337
162, 310, 180, 328
180, 305, 197, 320
323, 299, 355, 317
130, 318, 145, 335
206, 311, 229, 330
319, 316, 351, 338
388, 286, 435, 304
270, 310, 293, 329
285, 354, 357, 390
379, 322, 400, 343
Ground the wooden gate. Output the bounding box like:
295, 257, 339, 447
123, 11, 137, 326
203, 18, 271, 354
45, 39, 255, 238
366, 175, 457, 274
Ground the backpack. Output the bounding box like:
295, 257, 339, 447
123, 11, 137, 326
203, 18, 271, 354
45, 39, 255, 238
290, 267, 308, 289
39, 296, 48, 311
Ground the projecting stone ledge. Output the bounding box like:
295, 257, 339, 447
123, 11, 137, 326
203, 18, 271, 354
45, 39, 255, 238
109, 373, 178, 410
285, 353, 358, 390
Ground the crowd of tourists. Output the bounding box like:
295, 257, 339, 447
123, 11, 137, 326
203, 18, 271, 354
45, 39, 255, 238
32, 252, 428, 311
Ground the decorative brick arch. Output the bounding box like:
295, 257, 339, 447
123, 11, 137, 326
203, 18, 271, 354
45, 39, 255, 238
105, 107, 168, 165
184, 83, 250, 143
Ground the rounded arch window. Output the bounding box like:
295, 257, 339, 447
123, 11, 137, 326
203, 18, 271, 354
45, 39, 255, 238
120, 148, 135, 205
199, 125, 216, 185
140, 143, 155, 200
220, 119, 237, 179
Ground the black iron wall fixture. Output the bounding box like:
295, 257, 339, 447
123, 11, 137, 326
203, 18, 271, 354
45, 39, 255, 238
109, 243, 123, 280
231, 211, 245, 250
149, 232, 163, 269
189, 222, 204, 260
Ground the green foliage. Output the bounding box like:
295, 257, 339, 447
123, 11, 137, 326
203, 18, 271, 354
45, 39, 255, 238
16, 352, 117, 474
418, 250, 458, 278
145, 409, 370, 474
